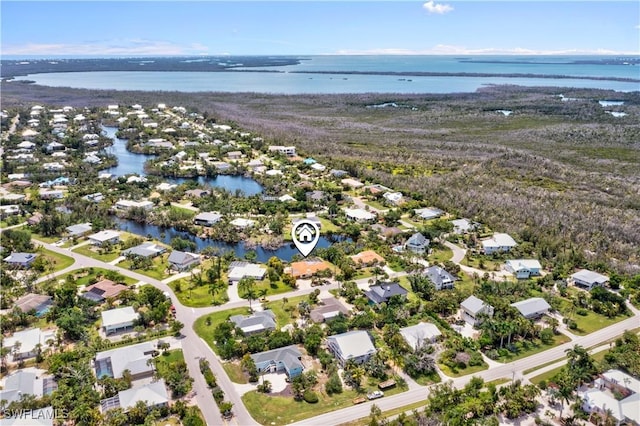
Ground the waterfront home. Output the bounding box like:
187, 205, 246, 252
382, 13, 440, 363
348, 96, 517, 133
344, 208, 376, 222
310, 298, 350, 323
404, 232, 430, 254
194, 211, 222, 226
65, 222, 93, 237
460, 295, 494, 326
3, 252, 38, 269
100, 380, 169, 413
251, 345, 304, 379
0, 368, 57, 405
569, 269, 609, 290
227, 261, 267, 284
4, 328, 56, 361
15, 293, 53, 316
292, 216, 322, 229
121, 242, 166, 259
579, 369, 640, 426
94, 341, 156, 380
230, 310, 276, 335
81, 279, 129, 303
115, 199, 154, 210
505, 259, 542, 279
88, 230, 121, 246
400, 322, 442, 350
168, 250, 200, 271
423, 266, 456, 290
510, 297, 551, 319
185, 188, 210, 198
101, 306, 138, 335
230, 218, 255, 229
414, 207, 444, 220
288, 259, 332, 279
365, 282, 408, 305
327, 330, 377, 367
481, 233, 517, 254
350, 250, 385, 267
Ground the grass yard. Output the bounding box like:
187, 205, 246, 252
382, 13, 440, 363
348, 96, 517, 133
194, 308, 251, 354
438, 361, 489, 378
73, 245, 122, 262
429, 246, 453, 264
168, 279, 228, 307
413, 370, 442, 386
238, 279, 296, 301
494, 334, 571, 363
318, 217, 341, 233
263, 295, 309, 327
242, 382, 405, 425
39, 248, 75, 272
118, 255, 170, 280
154, 349, 185, 377
57, 267, 138, 286
223, 362, 248, 384
30, 232, 58, 243
558, 303, 630, 335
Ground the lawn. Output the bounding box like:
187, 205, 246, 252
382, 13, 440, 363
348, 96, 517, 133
57, 267, 138, 286
529, 349, 611, 386
263, 295, 311, 327
238, 279, 296, 301
429, 246, 453, 264
154, 349, 185, 377
73, 245, 122, 262
39, 248, 75, 272
118, 255, 170, 280
494, 334, 571, 363
413, 370, 442, 386
242, 382, 405, 425
168, 279, 228, 307
223, 362, 248, 384
194, 308, 251, 354
30, 232, 58, 243
438, 361, 489, 378
557, 300, 630, 335
318, 217, 341, 233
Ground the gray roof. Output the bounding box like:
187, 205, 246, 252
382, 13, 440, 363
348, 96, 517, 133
571, 269, 609, 284
194, 211, 222, 223
400, 323, 442, 350
310, 298, 350, 322
406, 232, 429, 247
460, 295, 489, 315
15, 293, 52, 313
121, 242, 165, 258
95, 341, 155, 379
168, 250, 199, 265
116, 379, 168, 411
251, 345, 303, 373
65, 222, 92, 236
327, 330, 376, 360
510, 297, 551, 318
423, 266, 456, 287
101, 306, 138, 328
3, 252, 37, 264
0, 369, 53, 404
230, 310, 276, 334
365, 282, 408, 304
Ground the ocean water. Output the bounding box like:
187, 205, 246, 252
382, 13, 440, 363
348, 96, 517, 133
11, 55, 640, 94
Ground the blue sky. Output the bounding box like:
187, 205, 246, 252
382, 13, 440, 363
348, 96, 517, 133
2, 1, 639, 57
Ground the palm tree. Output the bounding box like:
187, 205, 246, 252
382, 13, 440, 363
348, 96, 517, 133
238, 277, 257, 311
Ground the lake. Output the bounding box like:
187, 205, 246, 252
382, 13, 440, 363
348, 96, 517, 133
115, 217, 346, 263
101, 126, 263, 196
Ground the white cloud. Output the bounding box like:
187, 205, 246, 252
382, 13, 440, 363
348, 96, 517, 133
2, 40, 210, 56
334, 45, 639, 56
423, 1, 453, 15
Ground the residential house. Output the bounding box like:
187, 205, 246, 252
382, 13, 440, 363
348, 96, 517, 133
230, 218, 255, 229
569, 269, 610, 290
327, 330, 377, 367
510, 297, 551, 319
0, 205, 21, 218
400, 323, 442, 350
121, 242, 166, 259
268, 145, 297, 156
4, 328, 56, 361
27, 212, 44, 226
288, 259, 332, 279
383, 191, 403, 205
101, 380, 169, 413
579, 369, 640, 426
450, 218, 476, 234
94, 341, 156, 380
251, 345, 304, 379
310, 163, 326, 172
404, 232, 430, 254
194, 211, 222, 226
230, 310, 277, 335
81, 279, 128, 303
341, 178, 364, 189
365, 282, 408, 305
15, 293, 53, 316
226, 151, 243, 160
39, 189, 64, 200
505, 259, 542, 279
101, 306, 138, 335
310, 298, 350, 323
45, 141, 65, 152
414, 207, 444, 220
306, 190, 326, 204
292, 216, 322, 229
3, 252, 38, 268
168, 250, 200, 271
423, 266, 456, 290
344, 208, 376, 222
227, 261, 267, 284
350, 250, 385, 268
115, 199, 154, 210
88, 230, 120, 246
460, 295, 494, 326
481, 233, 517, 254
65, 222, 93, 238
185, 189, 210, 198
0, 368, 57, 405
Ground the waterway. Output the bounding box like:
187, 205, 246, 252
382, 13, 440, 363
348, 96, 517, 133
101, 126, 263, 196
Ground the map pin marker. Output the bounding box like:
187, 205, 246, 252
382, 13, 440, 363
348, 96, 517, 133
292, 220, 320, 257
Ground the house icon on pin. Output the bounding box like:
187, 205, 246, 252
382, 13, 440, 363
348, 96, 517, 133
296, 224, 316, 242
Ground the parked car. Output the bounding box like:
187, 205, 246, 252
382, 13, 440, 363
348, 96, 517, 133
367, 390, 384, 400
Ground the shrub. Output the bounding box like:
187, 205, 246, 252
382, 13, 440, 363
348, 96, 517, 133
576, 308, 588, 316
303, 390, 319, 403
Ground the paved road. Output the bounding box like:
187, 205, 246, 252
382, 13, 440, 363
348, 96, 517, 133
33, 239, 640, 426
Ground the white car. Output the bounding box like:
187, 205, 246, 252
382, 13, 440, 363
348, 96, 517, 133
367, 390, 384, 400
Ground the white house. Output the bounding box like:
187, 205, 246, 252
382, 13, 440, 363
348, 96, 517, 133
101, 379, 169, 413
88, 230, 121, 246
569, 269, 609, 290
400, 322, 442, 350
460, 295, 494, 326
383, 192, 403, 205
510, 297, 551, 319
580, 369, 640, 426
115, 199, 154, 210
481, 233, 517, 254
414, 207, 444, 220
327, 330, 377, 367
230, 218, 255, 229
194, 211, 222, 226
268, 145, 296, 156
344, 208, 376, 222
4, 328, 56, 361
101, 306, 139, 335
0, 368, 57, 405
505, 259, 542, 279
94, 341, 155, 380
227, 261, 267, 284
450, 218, 476, 234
